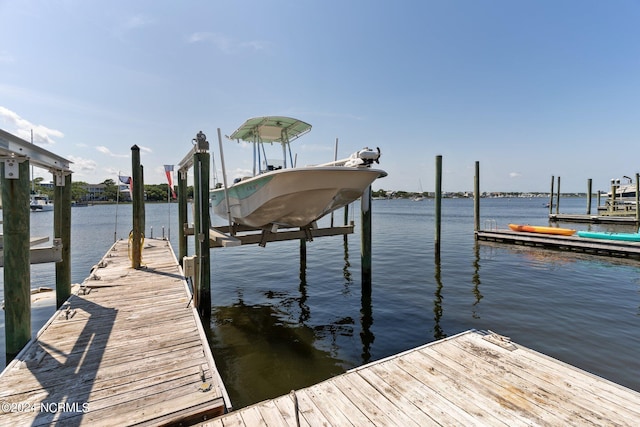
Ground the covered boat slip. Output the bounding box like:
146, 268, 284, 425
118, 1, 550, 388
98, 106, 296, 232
201, 330, 640, 426
0, 239, 230, 426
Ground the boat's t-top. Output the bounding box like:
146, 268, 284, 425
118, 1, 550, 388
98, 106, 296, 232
227, 116, 311, 175
227, 116, 381, 175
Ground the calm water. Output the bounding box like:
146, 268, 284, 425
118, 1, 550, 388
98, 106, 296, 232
1, 198, 639, 410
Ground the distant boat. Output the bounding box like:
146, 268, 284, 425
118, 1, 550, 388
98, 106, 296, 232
508, 224, 576, 236
577, 230, 640, 242
30, 194, 53, 212
606, 176, 638, 200
210, 116, 387, 229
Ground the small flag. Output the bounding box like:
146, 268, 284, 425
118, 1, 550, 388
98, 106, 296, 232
118, 175, 133, 200
164, 165, 176, 199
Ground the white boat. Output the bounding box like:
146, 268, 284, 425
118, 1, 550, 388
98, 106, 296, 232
30, 194, 53, 212
210, 116, 387, 229
606, 176, 638, 200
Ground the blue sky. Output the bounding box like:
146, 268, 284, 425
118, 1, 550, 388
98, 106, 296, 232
1, 0, 639, 193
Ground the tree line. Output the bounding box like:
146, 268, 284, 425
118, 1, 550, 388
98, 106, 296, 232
32, 178, 191, 203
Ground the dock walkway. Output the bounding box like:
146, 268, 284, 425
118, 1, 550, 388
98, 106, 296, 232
202, 329, 640, 426
476, 228, 640, 259
0, 239, 229, 426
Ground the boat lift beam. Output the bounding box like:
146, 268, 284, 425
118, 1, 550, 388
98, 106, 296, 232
183, 224, 355, 248
0, 128, 73, 364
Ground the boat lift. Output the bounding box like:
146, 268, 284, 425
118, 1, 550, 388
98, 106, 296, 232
0, 128, 73, 362
177, 130, 373, 317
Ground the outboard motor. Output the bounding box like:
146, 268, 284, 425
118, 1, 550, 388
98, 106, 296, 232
345, 147, 381, 167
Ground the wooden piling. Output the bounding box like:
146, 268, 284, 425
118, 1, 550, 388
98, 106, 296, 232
54, 172, 72, 308
548, 175, 554, 215
361, 185, 372, 286
178, 169, 188, 265
192, 133, 211, 317
435, 155, 442, 254
636, 173, 640, 222
586, 178, 592, 215
131, 145, 143, 268
474, 161, 480, 232
555, 176, 561, 214
2, 158, 31, 363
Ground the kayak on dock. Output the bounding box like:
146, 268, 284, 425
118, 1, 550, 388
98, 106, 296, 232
508, 224, 577, 236
576, 230, 640, 242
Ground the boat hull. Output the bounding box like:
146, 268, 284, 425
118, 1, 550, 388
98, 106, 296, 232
508, 224, 576, 236
211, 167, 386, 228
576, 230, 640, 242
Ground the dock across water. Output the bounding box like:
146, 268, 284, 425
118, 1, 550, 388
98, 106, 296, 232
0, 239, 230, 426
476, 228, 640, 259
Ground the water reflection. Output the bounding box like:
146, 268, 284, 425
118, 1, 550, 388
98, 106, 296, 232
360, 281, 374, 364
209, 301, 346, 409
432, 253, 446, 340
472, 241, 483, 319
208, 237, 375, 409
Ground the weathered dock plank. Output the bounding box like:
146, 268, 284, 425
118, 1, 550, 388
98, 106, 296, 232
0, 239, 230, 426
201, 330, 640, 426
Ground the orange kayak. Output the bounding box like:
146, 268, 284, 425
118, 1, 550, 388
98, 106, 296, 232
508, 224, 576, 236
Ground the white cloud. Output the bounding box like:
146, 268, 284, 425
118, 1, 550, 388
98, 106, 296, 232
187, 32, 270, 54
139, 145, 152, 153
68, 155, 97, 172
0, 106, 63, 145
509, 172, 522, 178
113, 14, 153, 41
96, 146, 129, 158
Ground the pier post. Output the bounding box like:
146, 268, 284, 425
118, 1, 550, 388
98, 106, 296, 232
636, 173, 640, 225
178, 169, 188, 265
586, 179, 593, 215
474, 161, 480, 232
548, 176, 554, 215
2, 158, 31, 363
361, 185, 372, 286
435, 155, 442, 255
131, 145, 143, 268
193, 132, 211, 317
555, 176, 561, 215
54, 172, 72, 308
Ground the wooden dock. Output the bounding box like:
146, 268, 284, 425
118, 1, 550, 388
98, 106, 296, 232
201, 329, 640, 426
476, 228, 640, 259
0, 239, 230, 426
549, 213, 639, 224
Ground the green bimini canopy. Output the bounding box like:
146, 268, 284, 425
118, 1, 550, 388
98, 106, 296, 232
229, 116, 312, 144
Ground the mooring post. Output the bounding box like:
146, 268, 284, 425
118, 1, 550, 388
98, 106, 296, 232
178, 169, 188, 265
548, 175, 554, 215
474, 161, 480, 232
636, 173, 640, 225
2, 158, 31, 363
586, 178, 593, 215
54, 172, 72, 308
361, 185, 372, 286
193, 131, 211, 317
435, 155, 442, 255
131, 145, 143, 268
555, 176, 561, 215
